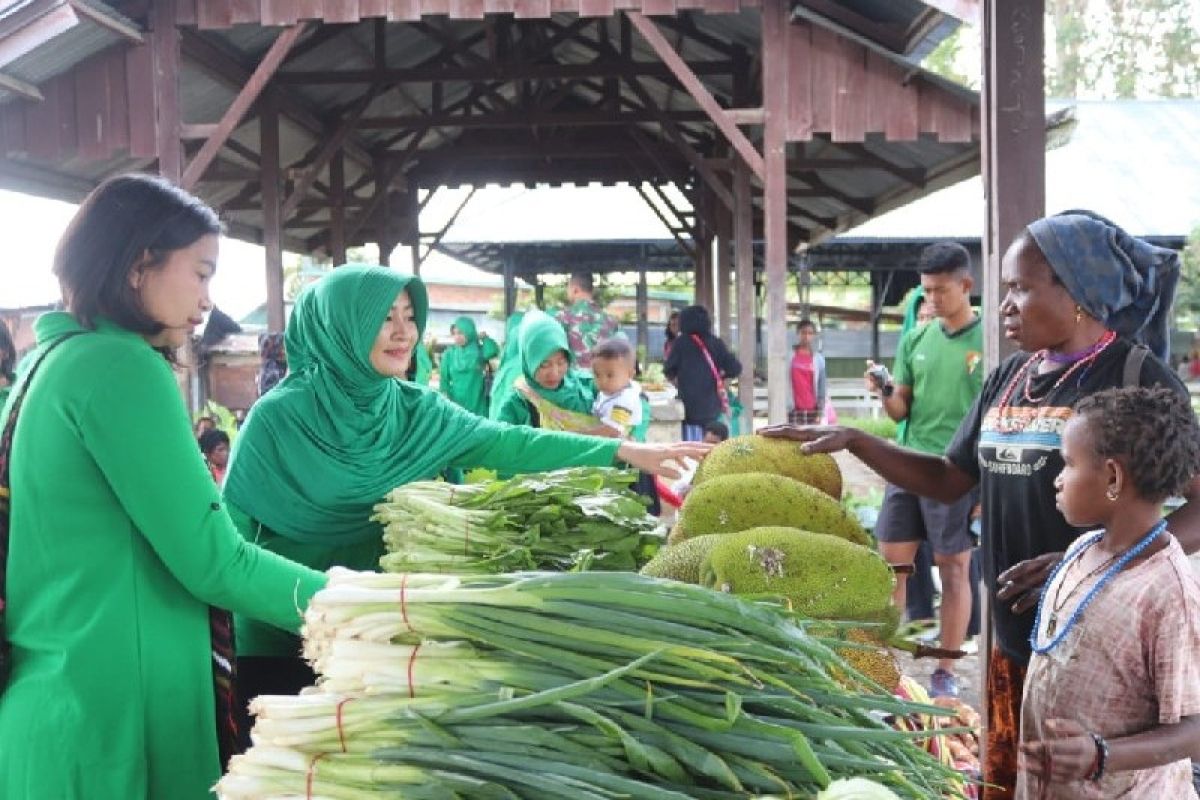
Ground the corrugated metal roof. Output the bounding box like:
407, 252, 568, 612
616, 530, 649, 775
0, 0, 140, 105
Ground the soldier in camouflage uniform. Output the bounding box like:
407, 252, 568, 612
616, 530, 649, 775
555, 271, 618, 371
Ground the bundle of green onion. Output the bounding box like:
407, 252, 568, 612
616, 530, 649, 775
372, 468, 661, 574
218, 570, 969, 799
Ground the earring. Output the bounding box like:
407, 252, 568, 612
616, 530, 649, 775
1106, 488, 1119, 502
1075, 305, 1084, 325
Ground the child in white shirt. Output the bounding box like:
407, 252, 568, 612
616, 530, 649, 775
590, 337, 642, 439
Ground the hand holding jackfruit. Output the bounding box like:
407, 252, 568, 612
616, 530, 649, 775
638, 533, 724, 584
699, 526, 894, 620
693, 435, 842, 499
677, 473, 870, 546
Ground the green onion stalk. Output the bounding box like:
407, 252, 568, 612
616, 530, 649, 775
218, 570, 971, 799
372, 468, 662, 574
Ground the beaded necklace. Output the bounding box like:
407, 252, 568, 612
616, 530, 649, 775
993, 330, 1118, 415
1030, 519, 1167, 655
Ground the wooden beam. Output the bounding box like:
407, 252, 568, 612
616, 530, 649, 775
179, 123, 218, 140
358, 108, 713, 129
0, 71, 43, 102
274, 60, 735, 85
734, 160, 755, 435
181, 22, 308, 191
762, 0, 789, 424
68, 0, 144, 43
635, 184, 695, 259
260, 90, 285, 333
716, 174, 733, 342
150, 0, 182, 182
626, 12, 764, 181
982, 0, 1044, 368
329, 148, 346, 264
281, 84, 379, 217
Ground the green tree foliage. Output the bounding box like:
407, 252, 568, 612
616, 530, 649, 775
1176, 225, 1200, 328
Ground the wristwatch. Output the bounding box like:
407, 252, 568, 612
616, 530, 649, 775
881, 383, 895, 398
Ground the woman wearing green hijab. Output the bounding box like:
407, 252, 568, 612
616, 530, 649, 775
224, 267, 708, 739
488, 310, 526, 419
440, 315, 498, 415
494, 308, 601, 431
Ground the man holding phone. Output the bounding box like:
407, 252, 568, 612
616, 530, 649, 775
866, 242, 984, 698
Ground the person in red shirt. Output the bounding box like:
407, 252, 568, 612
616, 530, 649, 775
787, 319, 826, 425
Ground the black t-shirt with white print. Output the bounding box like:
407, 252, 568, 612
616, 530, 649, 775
945, 337, 1186, 663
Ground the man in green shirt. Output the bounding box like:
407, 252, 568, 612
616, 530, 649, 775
556, 271, 618, 370
867, 242, 983, 698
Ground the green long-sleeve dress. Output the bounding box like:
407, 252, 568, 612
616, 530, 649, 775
494, 308, 598, 429
440, 315, 499, 415
224, 268, 621, 660
0, 313, 326, 800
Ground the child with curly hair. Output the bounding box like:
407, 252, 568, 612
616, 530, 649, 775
1018, 385, 1200, 798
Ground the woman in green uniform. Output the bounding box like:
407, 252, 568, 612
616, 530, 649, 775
493, 308, 600, 431
223, 268, 707, 738
0, 175, 326, 799
439, 315, 497, 415
488, 310, 526, 419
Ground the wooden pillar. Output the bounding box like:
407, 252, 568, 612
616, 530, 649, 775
260, 90, 285, 333
979, 0, 1045, 770
329, 148, 347, 265
716, 187, 733, 342
982, 0, 1045, 370
535, 280, 545, 308
503, 255, 517, 318
375, 158, 393, 266
150, 0, 182, 183
636, 269, 650, 365
734, 161, 755, 435
762, 0, 790, 424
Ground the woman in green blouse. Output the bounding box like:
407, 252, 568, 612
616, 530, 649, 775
223, 267, 707, 739
439, 314, 498, 414
0, 175, 326, 799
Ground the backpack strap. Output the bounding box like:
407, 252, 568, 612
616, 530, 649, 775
1123, 344, 1150, 388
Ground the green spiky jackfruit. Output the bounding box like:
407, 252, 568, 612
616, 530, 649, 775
693, 435, 842, 499
638, 534, 724, 584
665, 522, 687, 546
826, 627, 902, 693
699, 526, 894, 620
677, 473, 870, 546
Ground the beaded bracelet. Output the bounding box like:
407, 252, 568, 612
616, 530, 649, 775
1087, 732, 1109, 782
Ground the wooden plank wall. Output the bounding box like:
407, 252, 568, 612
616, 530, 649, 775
0, 44, 153, 164
786, 21, 978, 143
173, 0, 759, 25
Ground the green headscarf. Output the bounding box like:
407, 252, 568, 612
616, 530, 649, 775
440, 315, 489, 415
488, 311, 526, 419
224, 266, 496, 546
516, 308, 594, 413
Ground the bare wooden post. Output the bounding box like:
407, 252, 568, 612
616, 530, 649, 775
503, 255, 517, 318
329, 148, 347, 265
260, 90, 285, 333
762, 0, 790, 424
375, 158, 393, 266
734, 161, 755, 435
150, 0, 182, 182
636, 269, 650, 366
979, 0, 1045, 772
716, 183, 733, 342
982, 0, 1045, 369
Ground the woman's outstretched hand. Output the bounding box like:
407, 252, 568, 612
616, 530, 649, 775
759, 424, 859, 454
617, 441, 713, 480
997, 552, 1064, 614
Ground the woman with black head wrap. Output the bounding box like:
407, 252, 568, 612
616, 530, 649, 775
762, 210, 1200, 798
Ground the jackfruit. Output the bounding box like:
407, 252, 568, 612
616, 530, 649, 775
699, 526, 894, 620
638, 534, 724, 584
677, 473, 870, 546
824, 627, 903, 693
665, 522, 687, 546
693, 435, 842, 499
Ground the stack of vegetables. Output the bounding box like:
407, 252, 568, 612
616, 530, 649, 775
218, 569, 967, 799
373, 467, 661, 574
643, 436, 958, 693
